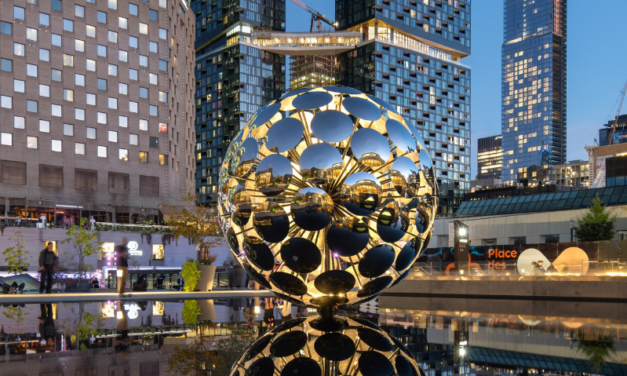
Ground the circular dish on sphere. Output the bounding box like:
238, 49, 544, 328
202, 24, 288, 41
218, 87, 437, 308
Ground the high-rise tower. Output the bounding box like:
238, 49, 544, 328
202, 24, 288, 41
501, 0, 567, 185
192, 0, 286, 204
335, 0, 472, 217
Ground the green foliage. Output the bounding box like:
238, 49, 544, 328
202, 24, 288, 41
76, 311, 105, 347
2, 232, 29, 275
182, 300, 201, 325
62, 218, 104, 283
182, 258, 201, 292
1, 306, 30, 337
574, 195, 617, 241
575, 336, 617, 373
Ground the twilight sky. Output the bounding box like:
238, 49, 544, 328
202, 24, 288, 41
286, 0, 627, 177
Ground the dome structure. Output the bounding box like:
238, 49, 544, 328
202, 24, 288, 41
218, 86, 437, 308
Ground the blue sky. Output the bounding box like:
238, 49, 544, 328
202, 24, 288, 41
286, 0, 627, 177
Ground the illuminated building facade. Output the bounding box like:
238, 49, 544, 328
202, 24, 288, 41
476, 135, 502, 180
551, 159, 588, 187
335, 0, 472, 217
501, 0, 567, 184
192, 0, 286, 204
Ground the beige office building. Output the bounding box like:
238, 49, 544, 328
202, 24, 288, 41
0, 0, 195, 224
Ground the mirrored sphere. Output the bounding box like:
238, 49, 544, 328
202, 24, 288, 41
218, 87, 437, 308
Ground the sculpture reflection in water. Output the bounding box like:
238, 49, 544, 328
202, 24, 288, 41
218, 86, 437, 375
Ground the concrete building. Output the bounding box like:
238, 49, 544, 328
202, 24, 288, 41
586, 142, 627, 188
550, 159, 589, 187
501, 0, 567, 185
0, 0, 196, 223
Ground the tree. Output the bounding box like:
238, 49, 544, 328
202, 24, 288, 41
2, 232, 29, 275
62, 218, 104, 283
166, 191, 221, 260
574, 335, 617, 373
574, 195, 617, 241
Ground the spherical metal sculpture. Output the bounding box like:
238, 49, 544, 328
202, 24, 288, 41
218, 86, 437, 308
230, 316, 425, 376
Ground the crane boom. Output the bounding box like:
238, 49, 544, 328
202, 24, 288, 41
608, 79, 627, 145
290, 0, 337, 29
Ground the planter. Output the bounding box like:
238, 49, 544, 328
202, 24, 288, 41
197, 265, 217, 291
197, 299, 216, 321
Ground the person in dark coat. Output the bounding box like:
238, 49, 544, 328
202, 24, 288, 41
115, 237, 130, 297
39, 242, 58, 294
39, 304, 56, 347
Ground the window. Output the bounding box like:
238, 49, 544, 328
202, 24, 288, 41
139, 87, 148, 98
119, 116, 128, 128
149, 73, 158, 85
97, 45, 107, 58
51, 140, 62, 152
159, 60, 167, 71
26, 64, 37, 77
139, 119, 148, 131
63, 19, 74, 32
129, 69, 138, 80
108, 64, 118, 76
108, 97, 117, 109
51, 69, 62, 82
1, 133, 12, 146
14, 43, 25, 57
64, 124, 74, 136
129, 134, 138, 145
27, 137, 38, 149
75, 74, 85, 86
129, 36, 138, 48
39, 48, 50, 61
27, 0, 37, 4
159, 29, 167, 40
149, 137, 159, 148
75, 143, 85, 155
1, 59, 12, 72
98, 79, 107, 91
14, 116, 25, 129
63, 89, 74, 102
86, 93, 96, 105
129, 4, 138, 16
87, 0, 95, 3
14, 6, 25, 20
108, 31, 117, 43
139, 152, 148, 163
75, 108, 85, 121
86, 25, 96, 38
14, 80, 25, 93
39, 84, 50, 97
159, 154, 167, 165
1, 96, 12, 109
119, 83, 128, 95
119, 50, 128, 62
51, 34, 62, 47
52, 0, 61, 11
1, 21, 12, 35
27, 28, 37, 42
108, 0, 117, 10
98, 146, 107, 158
119, 149, 129, 161
39, 120, 50, 133
63, 54, 73, 67
51, 104, 62, 117
150, 105, 158, 117
75, 5, 85, 18
39, 13, 50, 26
139, 55, 148, 67
27, 100, 37, 113
86, 59, 96, 71
149, 42, 158, 53
87, 127, 96, 139
98, 11, 107, 24
108, 131, 118, 143
119, 17, 128, 29
159, 91, 167, 102
97, 112, 108, 124
139, 23, 148, 35
150, 10, 158, 21
129, 101, 138, 113
75, 39, 85, 52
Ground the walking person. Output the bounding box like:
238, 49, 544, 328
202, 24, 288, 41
115, 237, 130, 297
39, 242, 58, 294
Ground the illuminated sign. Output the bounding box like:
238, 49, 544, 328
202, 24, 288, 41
123, 303, 140, 319
128, 241, 142, 256
159, 123, 167, 132
152, 244, 164, 260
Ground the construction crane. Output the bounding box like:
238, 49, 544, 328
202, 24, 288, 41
290, 0, 337, 32
608, 79, 627, 145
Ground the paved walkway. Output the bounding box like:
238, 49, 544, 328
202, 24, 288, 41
0, 289, 274, 304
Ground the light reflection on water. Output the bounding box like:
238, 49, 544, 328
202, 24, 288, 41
0, 297, 626, 375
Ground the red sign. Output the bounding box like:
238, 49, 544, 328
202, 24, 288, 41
159, 123, 167, 132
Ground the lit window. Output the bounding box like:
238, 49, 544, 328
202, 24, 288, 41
129, 101, 138, 113
97, 45, 107, 57
86, 59, 96, 71
14, 43, 25, 57
159, 91, 167, 102
63, 19, 74, 32
119, 50, 128, 62
64, 124, 74, 136
27, 28, 37, 42
39, 120, 50, 133
149, 73, 158, 85
139, 119, 148, 131
27, 64, 38, 77
98, 112, 108, 124
75, 39, 85, 52
86, 25, 96, 38
86, 127, 96, 139
119, 116, 128, 128
139, 151, 148, 163
150, 105, 158, 117
139, 55, 148, 67
119, 149, 129, 161
75, 108, 85, 121
86, 93, 96, 105
51, 140, 62, 152
108, 31, 117, 43
1, 133, 12, 146
108, 97, 118, 109
108, 131, 118, 143
119, 83, 128, 95
1, 96, 12, 109
63, 54, 74, 67
130, 134, 139, 145
75, 5, 85, 18
63, 89, 74, 102
27, 137, 38, 149
13, 79, 25, 93
159, 154, 166, 165
98, 146, 107, 158
75, 143, 85, 155
139, 23, 148, 35
51, 104, 62, 117
14, 116, 25, 129
75, 74, 85, 86
108, 64, 118, 76
149, 42, 158, 53
119, 17, 128, 29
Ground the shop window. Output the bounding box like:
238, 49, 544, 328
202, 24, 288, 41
152, 245, 164, 260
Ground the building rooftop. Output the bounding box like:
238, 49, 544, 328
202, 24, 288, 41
456, 186, 627, 217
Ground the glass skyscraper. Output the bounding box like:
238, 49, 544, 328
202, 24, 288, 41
501, 0, 567, 185
335, 0, 472, 216
477, 135, 502, 180
192, 0, 286, 203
